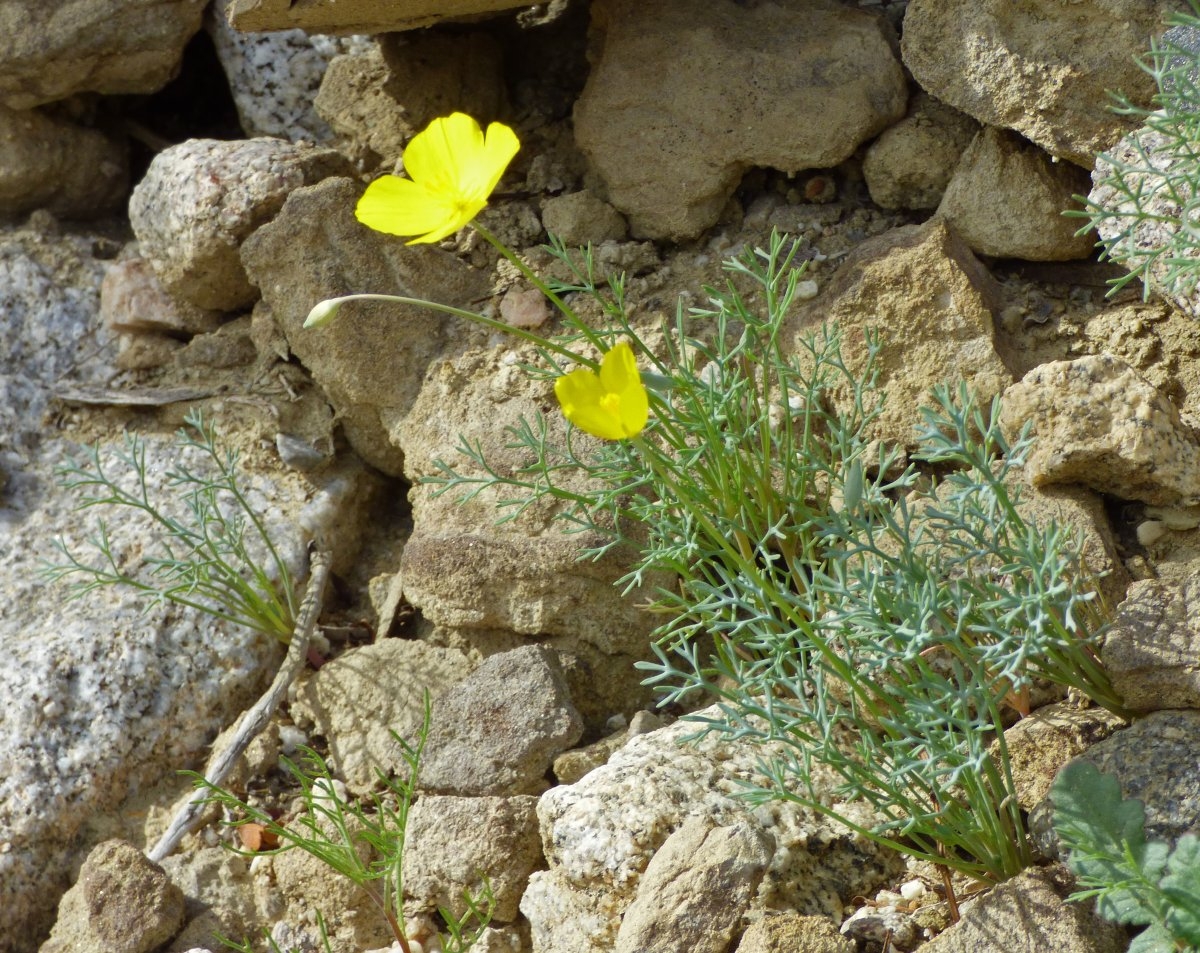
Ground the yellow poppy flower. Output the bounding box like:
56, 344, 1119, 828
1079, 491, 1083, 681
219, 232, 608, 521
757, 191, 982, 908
554, 341, 649, 440
355, 112, 520, 245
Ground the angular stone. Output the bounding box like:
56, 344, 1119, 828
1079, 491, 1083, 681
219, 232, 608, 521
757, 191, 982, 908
521, 708, 903, 953
863, 92, 979, 212
0, 0, 205, 109
101, 258, 223, 337
130, 138, 352, 312
1103, 577, 1200, 712
917, 865, 1125, 953
240, 177, 491, 476
315, 33, 506, 165
574, 0, 906, 240
40, 840, 185, 953
226, 0, 532, 34
999, 354, 1200, 506
614, 817, 773, 953
735, 914, 854, 953
901, 0, 1180, 166
288, 638, 475, 794
403, 795, 542, 923
0, 105, 127, 219
419, 645, 584, 796
540, 191, 628, 245
1001, 701, 1127, 811
937, 127, 1096, 261
789, 219, 1009, 447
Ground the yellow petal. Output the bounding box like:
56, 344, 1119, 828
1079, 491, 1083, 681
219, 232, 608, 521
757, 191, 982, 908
474, 121, 521, 199
356, 176, 458, 237
601, 342, 649, 437
403, 112, 482, 196
555, 368, 626, 441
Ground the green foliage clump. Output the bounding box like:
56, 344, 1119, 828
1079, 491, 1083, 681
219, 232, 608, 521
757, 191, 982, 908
1053, 760, 1200, 953
45, 409, 299, 640
1073, 1, 1200, 304
434, 232, 1126, 883
201, 697, 494, 953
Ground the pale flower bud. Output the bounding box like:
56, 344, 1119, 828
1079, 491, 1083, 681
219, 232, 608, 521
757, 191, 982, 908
304, 297, 345, 328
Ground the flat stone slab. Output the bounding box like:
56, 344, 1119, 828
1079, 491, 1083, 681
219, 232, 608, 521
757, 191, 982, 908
226, 0, 532, 34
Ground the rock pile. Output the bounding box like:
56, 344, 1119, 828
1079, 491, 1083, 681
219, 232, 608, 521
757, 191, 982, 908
2, 2, 1200, 953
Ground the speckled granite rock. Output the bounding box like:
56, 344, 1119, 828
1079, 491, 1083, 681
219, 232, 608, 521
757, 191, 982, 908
1000, 354, 1200, 506
1103, 577, 1200, 712
1064, 710, 1200, 846
130, 138, 352, 311
0, 0, 205, 109
901, 0, 1179, 166
522, 707, 903, 953
937, 126, 1096, 261
0, 105, 127, 219
574, 0, 906, 240
208, 0, 371, 142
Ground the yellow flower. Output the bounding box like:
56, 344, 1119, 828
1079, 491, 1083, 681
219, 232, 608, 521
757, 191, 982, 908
554, 341, 648, 440
355, 112, 520, 244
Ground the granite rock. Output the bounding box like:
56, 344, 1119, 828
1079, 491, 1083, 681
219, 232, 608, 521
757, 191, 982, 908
130, 137, 353, 312
1102, 577, 1200, 712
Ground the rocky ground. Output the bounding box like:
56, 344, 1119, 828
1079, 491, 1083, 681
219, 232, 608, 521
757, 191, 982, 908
2, 1, 1200, 953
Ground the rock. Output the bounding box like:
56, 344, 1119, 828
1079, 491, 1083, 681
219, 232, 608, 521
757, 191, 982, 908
936, 127, 1096, 260
540, 190, 628, 245
1088, 125, 1200, 321
101, 257, 223, 337
736, 914, 854, 953
840, 904, 920, 951
521, 708, 903, 953
862, 92, 980, 212
394, 342, 670, 701
240, 177, 491, 476
226, 0, 533, 34
419, 645, 584, 796
175, 316, 258, 369
917, 865, 1125, 953
788, 219, 1009, 447
288, 638, 475, 795
39, 840, 185, 953
158, 847, 263, 953
1102, 578, 1200, 712
403, 795, 542, 923
1058, 710, 1200, 846
315, 33, 506, 166
1000, 701, 1127, 811
0, 105, 127, 219
553, 711, 669, 785
999, 354, 1200, 506
0, 0, 205, 109
129, 137, 353, 312
208, 0, 371, 142
901, 0, 1180, 166
574, 0, 906, 240
614, 817, 773, 953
